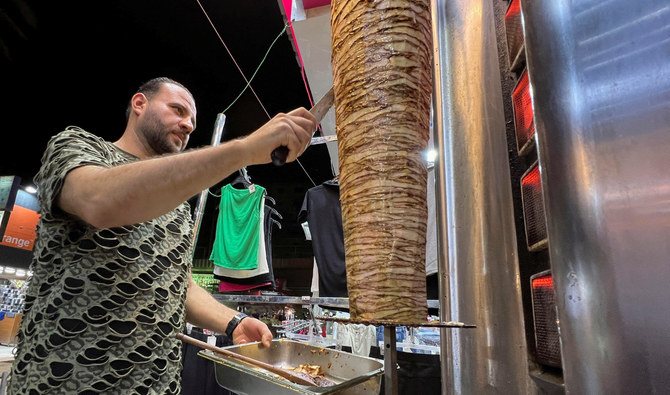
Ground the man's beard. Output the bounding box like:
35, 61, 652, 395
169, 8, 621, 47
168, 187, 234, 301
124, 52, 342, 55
138, 109, 181, 155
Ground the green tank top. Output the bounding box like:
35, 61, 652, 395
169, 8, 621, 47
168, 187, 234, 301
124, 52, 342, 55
210, 184, 266, 270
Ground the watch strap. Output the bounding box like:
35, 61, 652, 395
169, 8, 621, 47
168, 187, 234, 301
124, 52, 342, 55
225, 312, 248, 338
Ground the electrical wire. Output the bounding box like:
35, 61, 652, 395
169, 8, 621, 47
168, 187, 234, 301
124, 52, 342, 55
195, 0, 317, 187
220, 22, 288, 114
195, 0, 270, 119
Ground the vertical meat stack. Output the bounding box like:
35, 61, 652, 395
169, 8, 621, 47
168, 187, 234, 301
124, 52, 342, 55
331, 0, 432, 323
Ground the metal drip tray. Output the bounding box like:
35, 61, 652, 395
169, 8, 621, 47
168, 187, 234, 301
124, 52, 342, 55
198, 339, 384, 394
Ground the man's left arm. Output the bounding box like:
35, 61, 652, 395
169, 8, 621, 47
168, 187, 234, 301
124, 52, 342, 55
184, 276, 273, 347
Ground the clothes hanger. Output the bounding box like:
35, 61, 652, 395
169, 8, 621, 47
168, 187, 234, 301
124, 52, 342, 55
240, 167, 252, 184
270, 218, 282, 230
267, 206, 283, 220
230, 168, 253, 188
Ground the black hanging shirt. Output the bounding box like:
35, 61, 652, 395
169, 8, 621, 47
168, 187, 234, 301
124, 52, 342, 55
298, 180, 347, 297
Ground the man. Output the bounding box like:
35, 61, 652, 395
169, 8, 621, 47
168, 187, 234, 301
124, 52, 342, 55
8, 77, 316, 394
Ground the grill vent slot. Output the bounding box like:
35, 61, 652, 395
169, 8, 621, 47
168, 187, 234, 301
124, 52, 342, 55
512, 69, 536, 156
531, 271, 562, 368
521, 162, 547, 251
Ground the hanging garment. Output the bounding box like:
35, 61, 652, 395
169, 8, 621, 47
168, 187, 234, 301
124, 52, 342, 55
335, 323, 377, 356
214, 195, 269, 278
310, 258, 319, 296
213, 192, 281, 289
210, 184, 266, 270
298, 179, 348, 297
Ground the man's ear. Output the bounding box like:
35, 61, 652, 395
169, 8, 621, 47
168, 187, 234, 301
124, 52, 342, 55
130, 93, 148, 117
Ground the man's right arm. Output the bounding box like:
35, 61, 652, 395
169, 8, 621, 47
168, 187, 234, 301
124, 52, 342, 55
58, 108, 315, 228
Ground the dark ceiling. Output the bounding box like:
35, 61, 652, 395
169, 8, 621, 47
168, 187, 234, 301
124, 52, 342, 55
1, 0, 333, 269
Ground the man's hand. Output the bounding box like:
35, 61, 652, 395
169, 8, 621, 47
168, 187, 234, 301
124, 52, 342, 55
242, 108, 316, 165
233, 317, 273, 347
185, 278, 272, 347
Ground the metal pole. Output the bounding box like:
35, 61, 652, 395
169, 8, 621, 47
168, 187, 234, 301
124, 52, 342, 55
429, 0, 453, 392
383, 326, 398, 395
191, 113, 227, 258
430, 0, 534, 392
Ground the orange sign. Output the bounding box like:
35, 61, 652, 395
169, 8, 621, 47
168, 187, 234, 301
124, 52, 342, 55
1, 206, 40, 251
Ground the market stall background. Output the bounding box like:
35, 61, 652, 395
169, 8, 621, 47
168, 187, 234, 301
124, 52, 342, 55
0, 0, 335, 289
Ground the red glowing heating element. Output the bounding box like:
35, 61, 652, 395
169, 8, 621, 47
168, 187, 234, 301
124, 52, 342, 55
532, 276, 553, 289
522, 162, 541, 187
521, 163, 547, 251
513, 70, 535, 155
530, 271, 562, 368
505, 0, 523, 60
505, 0, 521, 20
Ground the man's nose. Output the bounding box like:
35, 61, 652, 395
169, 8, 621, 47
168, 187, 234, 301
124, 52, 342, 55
179, 117, 194, 133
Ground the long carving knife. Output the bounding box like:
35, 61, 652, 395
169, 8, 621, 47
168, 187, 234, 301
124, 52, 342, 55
271, 87, 335, 166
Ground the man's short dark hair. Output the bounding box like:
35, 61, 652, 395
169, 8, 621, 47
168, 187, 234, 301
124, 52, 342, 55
125, 77, 193, 121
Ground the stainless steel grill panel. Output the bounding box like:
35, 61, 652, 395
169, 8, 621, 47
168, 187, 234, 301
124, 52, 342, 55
520, 0, 670, 392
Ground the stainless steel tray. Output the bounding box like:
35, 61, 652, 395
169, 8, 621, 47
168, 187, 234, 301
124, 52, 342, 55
197, 339, 384, 394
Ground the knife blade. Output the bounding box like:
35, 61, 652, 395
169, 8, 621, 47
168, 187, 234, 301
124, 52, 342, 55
271, 87, 335, 166
310, 135, 338, 145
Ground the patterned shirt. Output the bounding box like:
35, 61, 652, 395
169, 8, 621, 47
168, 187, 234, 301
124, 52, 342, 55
9, 127, 193, 395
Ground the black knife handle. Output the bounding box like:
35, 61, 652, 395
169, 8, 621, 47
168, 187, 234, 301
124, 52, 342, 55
271, 146, 289, 166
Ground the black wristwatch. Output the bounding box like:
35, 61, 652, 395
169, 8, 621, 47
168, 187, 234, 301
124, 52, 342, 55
225, 312, 248, 338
